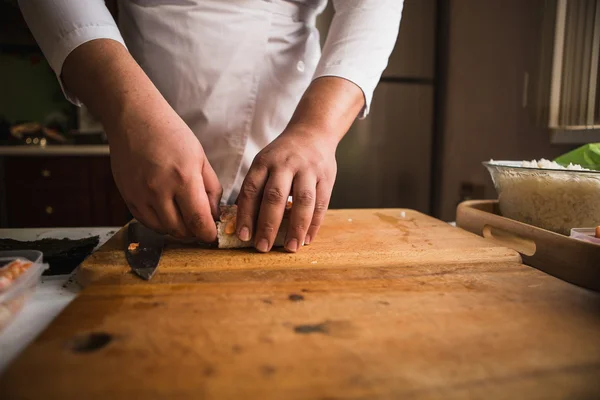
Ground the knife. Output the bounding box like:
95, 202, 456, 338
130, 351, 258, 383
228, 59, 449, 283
125, 221, 164, 280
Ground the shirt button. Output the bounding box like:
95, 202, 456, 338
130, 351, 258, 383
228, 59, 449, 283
297, 60, 305, 73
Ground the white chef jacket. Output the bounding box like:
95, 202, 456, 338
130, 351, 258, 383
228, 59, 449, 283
19, 0, 403, 203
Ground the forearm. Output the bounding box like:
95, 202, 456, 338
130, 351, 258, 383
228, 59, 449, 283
63, 42, 221, 239
314, 0, 402, 118
286, 76, 364, 147
62, 39, 169, 135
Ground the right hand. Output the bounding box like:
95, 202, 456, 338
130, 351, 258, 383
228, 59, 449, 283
60, 39, 221, 240
107, 102, 222, 241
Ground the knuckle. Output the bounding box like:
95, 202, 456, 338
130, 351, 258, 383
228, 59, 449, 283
145, 179, 162, 196
265, 187, 286, 205
314, 199, 329, 215
283, 154, 296, 167
318, 164, 336, 181
291, 222, 308, 234
172, 166, 189, 185
295, 190, 315, 206
317, 170, 332, 182
260, 221, 277, 236
309, 218, 321, 229
253, 154, 270, 170
240, 180, 261, 200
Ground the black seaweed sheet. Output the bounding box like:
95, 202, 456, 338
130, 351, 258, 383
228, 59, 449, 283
0, 236, 100, 275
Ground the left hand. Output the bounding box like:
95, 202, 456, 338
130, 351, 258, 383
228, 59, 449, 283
235, 76, 364, 252
235, 127, 338, 253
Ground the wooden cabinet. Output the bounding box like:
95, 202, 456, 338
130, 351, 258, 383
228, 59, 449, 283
1, 156, 130, 228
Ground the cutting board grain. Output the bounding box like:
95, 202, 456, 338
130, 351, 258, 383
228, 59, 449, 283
2, 209, 600, 399
76, 209, 521, 286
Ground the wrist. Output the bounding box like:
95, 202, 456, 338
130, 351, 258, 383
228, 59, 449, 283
285, 76, 364, 150
282, 122, 341, 152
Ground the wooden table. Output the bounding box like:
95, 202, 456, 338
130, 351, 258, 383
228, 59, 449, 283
1, 209, 599, 399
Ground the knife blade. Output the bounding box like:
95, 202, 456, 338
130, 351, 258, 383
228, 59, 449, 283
125, 222, 164, 280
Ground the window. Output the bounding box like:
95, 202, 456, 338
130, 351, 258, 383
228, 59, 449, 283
548, 0, 600, 143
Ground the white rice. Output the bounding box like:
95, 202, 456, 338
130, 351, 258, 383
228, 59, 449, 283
216, 204, 289, 249
217, 219, 287, 249
520, 158, 590, 170
488, 159, 600, 235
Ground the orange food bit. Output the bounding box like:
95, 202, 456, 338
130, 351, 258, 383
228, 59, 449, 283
224, 215, 237, 235
0, 276, 11, 291
0, 260, 33, 290
596, 226, 600, 239
128, 243, 140, 251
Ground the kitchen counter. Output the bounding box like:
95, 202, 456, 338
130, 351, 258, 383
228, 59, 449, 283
0, 145, 109, 156
0, 227, 118, 374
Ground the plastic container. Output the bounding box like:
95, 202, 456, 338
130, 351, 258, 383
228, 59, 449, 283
570, 228, 600, 245
0, 250, 48, 332
483, 161, 600, 235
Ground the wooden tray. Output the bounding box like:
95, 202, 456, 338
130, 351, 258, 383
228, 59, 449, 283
457, 200, 600, 292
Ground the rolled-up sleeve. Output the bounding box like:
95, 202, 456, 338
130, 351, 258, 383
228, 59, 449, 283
18, 0, 127, 105
314, 0, 403, 118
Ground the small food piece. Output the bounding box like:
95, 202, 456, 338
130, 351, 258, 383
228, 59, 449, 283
0, 260, 33, 292
224, 215, 237, 235
0, 276, 11, 291
217, 204, 291, 249
596, 226, 600, 238
128, 242, 140, 252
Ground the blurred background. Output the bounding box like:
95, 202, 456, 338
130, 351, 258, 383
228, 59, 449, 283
1, 0, 599, 228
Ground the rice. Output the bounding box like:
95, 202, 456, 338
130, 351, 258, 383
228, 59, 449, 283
216, 204, 288, 249
520, 158, 589, 170
487, 160, 600, 235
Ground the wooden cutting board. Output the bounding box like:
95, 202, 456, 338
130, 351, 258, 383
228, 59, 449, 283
76, 209, 521, 286
2, 209, 600, 399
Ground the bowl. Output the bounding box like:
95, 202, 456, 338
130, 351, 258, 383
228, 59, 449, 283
570, 228, 600, 245
0, 250, 47, 332
483, 161, 600, 235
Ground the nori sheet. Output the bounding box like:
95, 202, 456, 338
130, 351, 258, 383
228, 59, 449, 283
0, 236, 100, 275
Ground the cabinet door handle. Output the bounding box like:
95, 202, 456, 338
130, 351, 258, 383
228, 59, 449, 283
45, 206, 54, 215
41, 169, 51, 178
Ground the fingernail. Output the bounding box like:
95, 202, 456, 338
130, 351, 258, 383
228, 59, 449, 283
286, 238, 298, 253
305, 235, 312, 245
256, 238, 269, 253
239, 226, 250, 241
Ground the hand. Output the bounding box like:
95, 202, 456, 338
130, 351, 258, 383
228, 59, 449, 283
236, 128, 337, 252
108, 103, 222, 241
235, 76, 364, 253
60, 39, 222, 240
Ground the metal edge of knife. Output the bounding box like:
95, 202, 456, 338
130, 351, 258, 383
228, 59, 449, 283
125, 221, 164, 281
